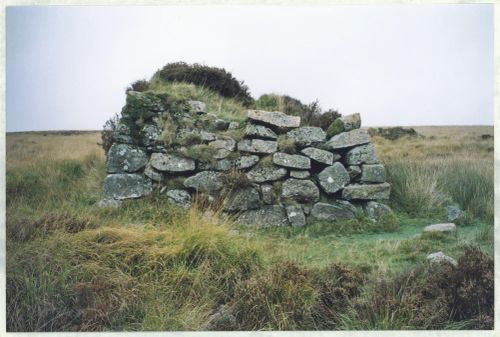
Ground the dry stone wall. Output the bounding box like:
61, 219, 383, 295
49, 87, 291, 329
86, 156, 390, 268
102, 91, 392, 227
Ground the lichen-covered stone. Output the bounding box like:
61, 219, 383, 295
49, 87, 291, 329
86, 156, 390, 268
427, 251, 458, 267
149, 153, 195, 172
281, 179, 320, 203
112, 123, 134, 144
247, 109, 301, 129
310, 201, 357, 221
247, 165, 287, 183
286, 127, 326, 147
238, 205, 289, 227
339, 113, 361, 131
104, 173, 152, 200
317, 163, 350, 194
342, 183, 391, 200
273, 152, 311, 169
184, 171, 225, 194
364, 201, 392, 221
286, 205, 306, 227
347, 165, 362, 179
345, 144, 379, 165
228, 121, 240, 130
423, 223, 456, 233
446, 205, 463, 222
237, 139, 278, 154
290, 170, 310, 179
187, 100, 207, 114
261, 184, 276, 204
224, 186, 262, 212
236, 155, 260, 170
245, 124, 278, 139
210, 138, 236, 159
107, 143, 148, 173
166, 189, 192, 208
200, 131, 217, 142
141, 124, 162, 146
144, 164, 163, 181
198, 159, 233, 171
325, 129, 371, 150
300, 147, 338, 165
361, 164, 386, 183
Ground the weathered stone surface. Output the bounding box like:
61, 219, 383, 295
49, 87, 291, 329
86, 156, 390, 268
166, 189, 192, 209
237, 139, 278, 154
423, 223, 456, 233
126, 91, 166, 113
325, 129, 371, 150
364, 201, 392, 221
96, 198, 122, 208
247, 109, 300, 129
246, 124, 278, 139
261, 184, 276, 204
238, 205, 289, 227
342, 183, 391, 200
347, 165, 362, 179
149, 153, 195, 172
104, 174, 152, 200
247, 166, 287, 183
345, 144, 379, 165
184, 171, 225, 194
224, 186, 262, 212
290, 170, 310, 179
112, 123, 133, 144
144, 164, 163, 182
286, 127, 326, 147
107, 143, 148, 173
281, 179, 320, 203
339, 113, 361, 131
361, 164, 386, 183
310, 201, 357, 221
210, 138, 236, 159
213, 119, 230, 131
187, 100, 207, 114
236, 155, 260, 170
286, 205, 306, 227
200, 131, 217, 142
427, 251, 458, 267
446, 205, 463, 222
317, 163, 350, 194
300, 147, 338, 165
273, 152, 311, 169
142, 124, 162, 146
228, 121, 240, 130
198, 159, 233, 171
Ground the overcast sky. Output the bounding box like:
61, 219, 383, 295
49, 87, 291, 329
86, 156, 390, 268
6, 4, 494, 132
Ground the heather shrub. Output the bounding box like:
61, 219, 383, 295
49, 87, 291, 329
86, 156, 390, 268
125, 79, 149, 93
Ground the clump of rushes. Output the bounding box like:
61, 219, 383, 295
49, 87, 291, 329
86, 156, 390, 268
326, 118, 344, 138
277, 135, 297, 154
223, 170, 254, 191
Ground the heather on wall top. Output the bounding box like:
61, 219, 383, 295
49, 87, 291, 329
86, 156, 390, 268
101, 87, 392, 227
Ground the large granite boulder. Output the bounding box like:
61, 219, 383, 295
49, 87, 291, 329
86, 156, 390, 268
104, 173, 152, 199
281, 179, 320, 203
361, 164, 386, 183
317, 163, 350, 194
107, 143, 148, 173
310, 201, 357, 221
301, 147, 339, 166
245, 124, 278, 139
286, 127, 326, 147
238, 205, 289, 226
325, 129, 371, 150
247, 109, 300, 129
184, 171, 225, 194
345, 144, 379, 165
224, 186, 262, 212
149, 153, 195, 172
342, 183, 391, 200
237, 139, 278, 154
339, 113, 361, 131
273, 152, 311, 169
166, 189, 192, 209
247, 165, 287, 183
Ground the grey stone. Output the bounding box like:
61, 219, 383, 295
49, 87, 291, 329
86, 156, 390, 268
300, 147, 339, 165
107, 143, 148, 173
325, 129, 371, 150
310, 201, 357, 221
245, 124, 278, 140
273, 152, 311, 169
166, 189, 192, 209
364, 201, 392, 221
198, 159, 233, 171
187, 100, 207, 114
104, 174, 152, 200
281, 179, 320, 203
423, 223, 456, 233
224, 186, 262, 212
149, 153, 195, 172
361, 164, 386, 183
112, 123, 133, 144
200, 131, 217, 142
236, 155, 260, 170
141, 124, 162, 146
126, 91, 166, 113
213, 119, 230, 131
210, 138, 236, 159
238, 205, 289, 227
446, 205, 463, 222
247, 165, 287, 183
347, 165, 362, 179
342, 183, 391, 200
261, 184, 276, 204
427, 251, 458, 267
286, 127, 326, 147
339, 113, 361, 131
184, 171, 225, 194
317, 163, 350, 194
247, 109, 301, 129
290, 170, 310, 179
345, 144, 379, 165
144, 164, 163, 182
228, 121, 240, 130
286, 205, 307, 227
237, 139, 278, 154
96, 198, 122, 208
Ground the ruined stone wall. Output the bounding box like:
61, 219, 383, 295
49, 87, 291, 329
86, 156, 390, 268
102, 91, 392, 226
